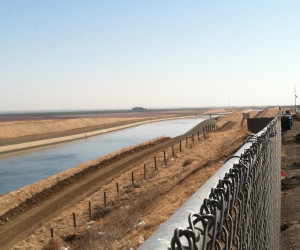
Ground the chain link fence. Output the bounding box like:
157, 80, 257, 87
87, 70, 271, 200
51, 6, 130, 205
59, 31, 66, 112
140, 116, 281, 250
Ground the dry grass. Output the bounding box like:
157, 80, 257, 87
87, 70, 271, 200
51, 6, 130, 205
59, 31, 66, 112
73, 186, 164, 250
42, 238, 66, 250
0, 117, 145, 139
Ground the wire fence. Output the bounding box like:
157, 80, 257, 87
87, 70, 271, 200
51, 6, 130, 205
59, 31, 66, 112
171, 116, 281, 250
140, 116, 281, 250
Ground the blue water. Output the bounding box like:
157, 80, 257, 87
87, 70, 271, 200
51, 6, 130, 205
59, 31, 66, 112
0, 117, 206, 194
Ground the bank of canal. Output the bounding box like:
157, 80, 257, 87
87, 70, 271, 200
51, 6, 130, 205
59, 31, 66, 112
0, 117, 208, 194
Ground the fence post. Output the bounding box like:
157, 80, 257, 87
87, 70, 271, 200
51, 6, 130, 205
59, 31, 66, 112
144, 164, 147, 180
50, 228, 54, 238
72, 212, 76, 229
186, 137, 188, 147
179, 141, 182, 152
198, 131, 200, 141
116, 183, 119, 196
172, 145, 175, 158
131, 172, 134, 186
163, 150, 166, 165
192, 134, 194, 144
154, 157, 157, 170
88, 201, 92, 219
104, 192, 107, 207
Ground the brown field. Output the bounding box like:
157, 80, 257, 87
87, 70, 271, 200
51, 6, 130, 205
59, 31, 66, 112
0, 108, 279, 249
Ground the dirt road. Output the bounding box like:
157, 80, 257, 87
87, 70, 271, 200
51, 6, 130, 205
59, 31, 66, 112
280, 118, 300, 250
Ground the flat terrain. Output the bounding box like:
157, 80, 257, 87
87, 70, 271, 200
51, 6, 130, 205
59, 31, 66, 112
0, 108, 279, 249
0, 109, 220, 122
280, 117, 300, 250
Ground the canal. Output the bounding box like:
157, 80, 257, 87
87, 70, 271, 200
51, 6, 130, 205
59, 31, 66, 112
0, 117, 207, 194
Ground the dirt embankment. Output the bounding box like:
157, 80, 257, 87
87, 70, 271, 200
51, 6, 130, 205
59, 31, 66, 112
0, 117, 155, 148
0, 108, 279, 249
0, 114, 205, 154
0, 108, 232, 147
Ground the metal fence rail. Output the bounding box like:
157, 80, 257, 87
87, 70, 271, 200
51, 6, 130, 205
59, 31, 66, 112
139, 116, 281, 250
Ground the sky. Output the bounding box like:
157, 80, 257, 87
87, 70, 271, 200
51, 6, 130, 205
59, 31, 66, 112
1, 1, 300, 111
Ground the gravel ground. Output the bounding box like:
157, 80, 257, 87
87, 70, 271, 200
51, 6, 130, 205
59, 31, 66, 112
280, 118, 300, 250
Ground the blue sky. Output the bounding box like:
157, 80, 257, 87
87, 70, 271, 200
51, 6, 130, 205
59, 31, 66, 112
1, 1, 299, 111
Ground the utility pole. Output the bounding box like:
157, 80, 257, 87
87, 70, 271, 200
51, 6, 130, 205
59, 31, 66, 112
295, 85, 298, 113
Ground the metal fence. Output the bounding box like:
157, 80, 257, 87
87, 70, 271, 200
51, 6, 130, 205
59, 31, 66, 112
139, 116, 281, 250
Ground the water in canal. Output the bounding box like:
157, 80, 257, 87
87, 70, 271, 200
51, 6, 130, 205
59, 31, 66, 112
0, 117, 207, 194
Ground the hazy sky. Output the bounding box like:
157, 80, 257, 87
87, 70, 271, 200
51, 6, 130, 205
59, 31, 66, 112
1, 1, 299, 111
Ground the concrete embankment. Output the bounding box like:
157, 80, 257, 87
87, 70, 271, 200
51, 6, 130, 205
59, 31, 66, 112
0, 116, 197, 154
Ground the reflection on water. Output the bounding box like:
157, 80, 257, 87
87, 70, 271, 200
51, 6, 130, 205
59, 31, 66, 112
0, 118, 205, 194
